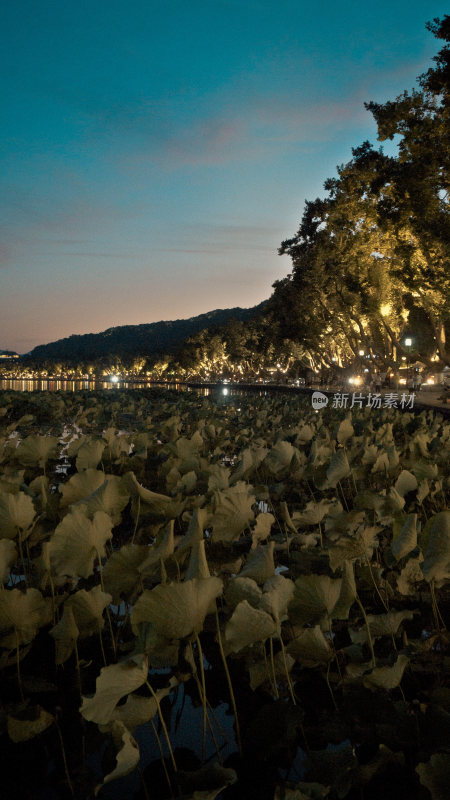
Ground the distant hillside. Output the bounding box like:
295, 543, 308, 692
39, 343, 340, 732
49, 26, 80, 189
26, 304, 267, 363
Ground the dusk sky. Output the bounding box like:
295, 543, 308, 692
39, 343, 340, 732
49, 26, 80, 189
1, 0, 448, 353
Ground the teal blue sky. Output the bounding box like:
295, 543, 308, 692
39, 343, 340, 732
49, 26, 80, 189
1, 0, 447, 352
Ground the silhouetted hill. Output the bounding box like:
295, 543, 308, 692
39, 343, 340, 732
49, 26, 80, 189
26, 304, 267, 363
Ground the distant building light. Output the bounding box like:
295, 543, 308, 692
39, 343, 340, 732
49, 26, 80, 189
405, 338, 412, 347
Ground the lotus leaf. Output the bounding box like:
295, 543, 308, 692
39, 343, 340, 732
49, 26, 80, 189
77, 475, 130, 526
259, 574, 295, 628
48, 508, 113, 579
59, 468, 107, 508
328, 526, 379, 572
225, 599, 276, 652
396, 557, 424, 595
49, 605, 80, 664
81, 654, 149, 725
7, 705, 54, 742
274, 784, 329, 800
185, 540, 210, 580
224, 576, 262, 610
251, 512, 275, 548
15, 434, 58, 468
421, 511, 450, 585
99, 678, 176, 733
287, 626, 333, 666
125, 471, 179, 521
394, 470, 418, 497
177, 507, 208, 554
65, 585, 112, 638
75, 438, 105, 471
138, 520, 175, 576
94, 720, 139, 795
352, 610, 416, 643
0, 490, 36, 539
249, 650, 295, 691
178, 761, 237, 793
207, 464, 230, 492
391, 514, 417, 561
103, 544, 149, 603
326, 449, 351, 487
210, 482, 255, 543
265, 440, 296, 477
289, 574, 343, 627
0, 538, 17, 582
362, 654, 409, 691
412, 460, 439, 482
0, 587, 52, 647
239, 542, 275, 584
131, 577, 223, 638
416, 752, 450, 800
331, 560, 357, 619
292, 499, 332, 527
336, 416, 354, 445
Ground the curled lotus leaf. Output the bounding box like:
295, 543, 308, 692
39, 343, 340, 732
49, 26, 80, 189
352, 610, 416, 644
77, 475, 130, 526
8, 705, 55, 743
265, 440, 296, 477
249, 650, 295, 691
287, 626, 333, 666
412, 461, 439, 482
292, 499, 333, 528
0, 491, 36, 539
224, 600, 276, 652
138, 520, 175, 576
15, 434, 59, 468
327, 526, 379, 572
416, 752, 450, 800
125, 471, 180, 521
210, 482, 255, 543
288, 574, 342, 627
394, 470, 418, 498
75, 438, 105, 471
224, 577, 262, 610
100, 677, 177, 733
94, 720, 139, 796
326, 449, 351, 487
251, 512, 275, 548
131, 577, 223, 639
331, 561, 357, 620
48, 508, 113, 579
103, 544, 149, 603
81, 654, 149, 725
49, 605, 79, 664
259, 574, 295, 627
391, 514, 417, 561
185, 540, 211, 580
421, 511, 450, 586
336, 416, 354, 445
207, 464, 230, 492
0, 587, 52, 647
230, 446, 268, 483
396, 557, 424, 595
362, 654, 409, 691
177, 507, 209, 555
0, 538, 17, 582
239, 542, 275, 584
59, 469, 107, 508
65, 585, 113, 638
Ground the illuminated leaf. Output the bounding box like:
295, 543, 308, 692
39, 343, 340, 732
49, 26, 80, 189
225, 600, 276, 652
131, 577, 223, 639
81, 655, 149, 725
0, 491, 36, 539
48, 508, 113, 579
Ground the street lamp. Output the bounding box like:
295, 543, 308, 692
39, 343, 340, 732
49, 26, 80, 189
405, 338, 412, 381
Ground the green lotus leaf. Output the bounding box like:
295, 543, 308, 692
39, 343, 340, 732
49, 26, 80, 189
59, 468, 107, 508
249, 650, 295, 691
265, 440, 296, 477
77, 475, 130, 526
239, 542, 275, 584
48, 508, 113, 579
421, 511, 450, 585
185, 540, 210, 580
412, 461, 439, 482
225, 599, 276, 652
371, 451, 390, 474
326, 449, 351, 487
0, 587, 52, 647
49, 604, 80, 664
394, 470, 418, 497
331, 560, 357, 620
327, 527, 379, 572
138, 520, 175, 576
174, 430, 204, 460
0, 490, 36, 539
177, 507, 209, 554
336, 416, 354, 445
416, 752, 450, 800
292, 499, 333, 527
125, 471, 180, 521
210, 482, 255, 543
7, 705, 54, 743
288, 574, 342, 627
15, 434, 59, 468
76, 438, 105, 471
0, 538, 17, 582
207, 464, 230, 492
353, 610, 416, 644
416, 479, 430, 504
103, 544, 149, 603
99, 679, 176, 733
94, 720, 140, 796
251, 512, 275, 548
224, 576, 262, 610
259, 574, 295, 627
274, 783, 329, 800
230, 446, 268, 483
391, 514, 417, 561
362, 654, 409, 691
131, 577, 223, 639
287, 626, 333, 666
81, 654, 149, 725
396, 557, 424, 595
66, 585, 112, 638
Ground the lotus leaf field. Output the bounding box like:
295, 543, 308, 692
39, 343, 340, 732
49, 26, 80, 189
0, 387, 449, 800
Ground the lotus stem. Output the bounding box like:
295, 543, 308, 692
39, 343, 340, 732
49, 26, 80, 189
364, 553, 389, 611
325, 659, 338, 712
279, 634, 296, 705
430, 579, 447, 632
215, 606, 242, 756
146, 680, 178, 775
54, 719, 75, 797
195, 633, 208, 761
356, 593, 376, 668
150, 719, 174, 798
15, 628, 24, 702
131, 494, 141, 544
269, 636, 279, 699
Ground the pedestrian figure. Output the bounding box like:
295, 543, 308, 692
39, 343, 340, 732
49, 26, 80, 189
374, 372, 381, 393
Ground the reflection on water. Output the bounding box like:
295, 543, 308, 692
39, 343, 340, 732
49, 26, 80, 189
0, 378, 214, 395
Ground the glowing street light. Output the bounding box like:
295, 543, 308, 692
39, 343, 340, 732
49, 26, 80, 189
359, 349, 364, 356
